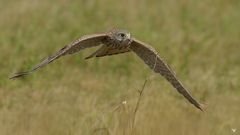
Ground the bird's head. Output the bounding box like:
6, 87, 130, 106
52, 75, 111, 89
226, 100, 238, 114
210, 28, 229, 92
109, 29, 132, 45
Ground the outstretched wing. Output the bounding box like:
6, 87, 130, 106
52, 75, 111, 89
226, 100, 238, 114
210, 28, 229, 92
10, 33, 107, 79
130, 38, 203, 111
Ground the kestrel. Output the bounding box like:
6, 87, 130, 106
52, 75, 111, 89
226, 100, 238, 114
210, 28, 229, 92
10, 29, 203, 111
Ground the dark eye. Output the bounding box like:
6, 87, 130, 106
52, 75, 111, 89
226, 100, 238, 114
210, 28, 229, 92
120, 33, 125, 37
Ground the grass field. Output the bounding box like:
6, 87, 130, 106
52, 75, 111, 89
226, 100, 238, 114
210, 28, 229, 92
0, 0, 240, 134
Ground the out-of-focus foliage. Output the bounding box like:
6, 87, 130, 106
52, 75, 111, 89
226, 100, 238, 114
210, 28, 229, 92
0, 0, 239, 134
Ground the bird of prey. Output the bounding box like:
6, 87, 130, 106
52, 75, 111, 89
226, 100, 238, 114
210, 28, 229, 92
10, 29, 203, 111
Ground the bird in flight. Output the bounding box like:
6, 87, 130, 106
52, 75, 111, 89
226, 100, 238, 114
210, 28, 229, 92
10, 29, 203, 111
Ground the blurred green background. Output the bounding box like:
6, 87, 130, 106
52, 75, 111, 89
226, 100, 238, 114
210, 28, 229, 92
0, 0, 240, 135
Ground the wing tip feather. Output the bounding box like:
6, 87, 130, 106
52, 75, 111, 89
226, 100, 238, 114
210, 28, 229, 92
9, 71, 30, 80
197, 103, 205, 112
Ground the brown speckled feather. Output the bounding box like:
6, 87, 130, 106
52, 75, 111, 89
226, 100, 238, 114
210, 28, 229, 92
96, 47, 131, 57
10, 33, 107, 79
130, 38, 203, 111
85, 45, 131, 59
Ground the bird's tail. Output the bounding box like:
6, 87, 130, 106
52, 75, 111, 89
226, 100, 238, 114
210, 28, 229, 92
85, 45, 107, 59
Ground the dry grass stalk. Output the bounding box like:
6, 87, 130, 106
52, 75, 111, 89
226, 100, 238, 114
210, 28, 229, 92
131, 53, 158, 134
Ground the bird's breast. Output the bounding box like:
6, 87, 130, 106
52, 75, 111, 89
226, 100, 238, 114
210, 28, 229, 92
105, 40, 130, 50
